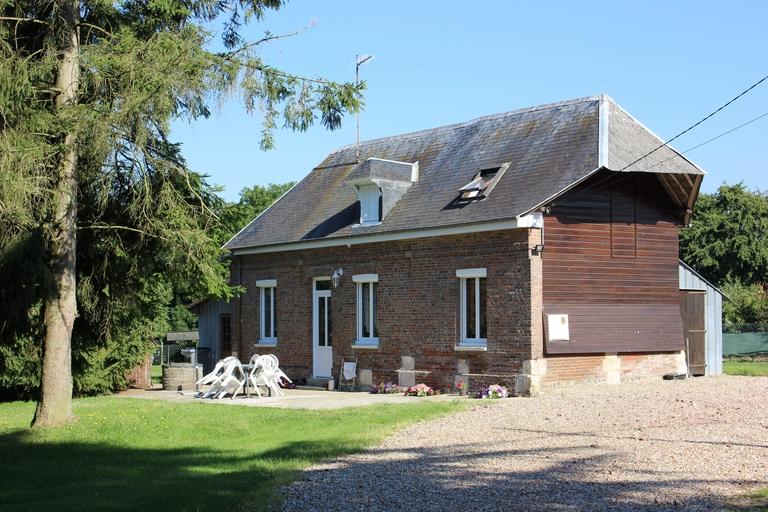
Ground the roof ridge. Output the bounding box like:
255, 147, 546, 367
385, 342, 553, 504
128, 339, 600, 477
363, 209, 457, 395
329, 94, 609, 155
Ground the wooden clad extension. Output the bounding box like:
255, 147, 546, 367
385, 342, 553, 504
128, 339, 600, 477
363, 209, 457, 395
543, 171, 685, 354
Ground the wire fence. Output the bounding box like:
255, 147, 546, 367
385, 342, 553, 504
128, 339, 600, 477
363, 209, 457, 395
723, 322, 768, 356
151, 340, 198, 365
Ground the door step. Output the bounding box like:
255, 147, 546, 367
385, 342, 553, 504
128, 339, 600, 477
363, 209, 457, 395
306, 377, 333, 388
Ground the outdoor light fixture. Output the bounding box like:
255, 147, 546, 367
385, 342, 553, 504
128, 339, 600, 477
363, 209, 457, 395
331, 268, 343, 288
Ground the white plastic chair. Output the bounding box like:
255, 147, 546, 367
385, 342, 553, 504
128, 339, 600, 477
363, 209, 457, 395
201, 358, 245, 399
265, 354, 292, 386
196, 356, 237, 388
248, 355, 288, 397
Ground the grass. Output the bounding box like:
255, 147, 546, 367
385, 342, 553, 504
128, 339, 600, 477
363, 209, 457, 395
723, 360, 768, 376
151, 364, 162, 384
0, 396, 463, 511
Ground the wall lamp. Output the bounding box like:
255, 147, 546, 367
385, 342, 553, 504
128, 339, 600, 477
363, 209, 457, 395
331, 268, 344, 288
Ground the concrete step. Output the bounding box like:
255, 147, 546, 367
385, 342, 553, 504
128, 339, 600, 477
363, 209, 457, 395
305, 377, 333, 388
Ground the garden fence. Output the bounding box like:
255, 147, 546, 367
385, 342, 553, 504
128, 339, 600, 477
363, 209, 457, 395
723, 322, 768, 356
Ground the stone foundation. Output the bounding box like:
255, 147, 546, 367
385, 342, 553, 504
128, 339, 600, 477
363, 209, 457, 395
541, 351, 686, 388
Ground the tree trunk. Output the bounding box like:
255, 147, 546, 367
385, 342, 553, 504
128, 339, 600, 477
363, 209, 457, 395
32, 0, 80, 428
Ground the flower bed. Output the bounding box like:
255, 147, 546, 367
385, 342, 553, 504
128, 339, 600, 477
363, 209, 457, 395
475, 384, 508, 399
404, 383, 437, 397
369, 382, 404, 394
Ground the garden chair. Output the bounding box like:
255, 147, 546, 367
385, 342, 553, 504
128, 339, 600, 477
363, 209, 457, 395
196, 356, 237, 388
265, 354, 292, 386
338, 355, 357, 391
248, 355, 286, 397
203, 358, 245, 399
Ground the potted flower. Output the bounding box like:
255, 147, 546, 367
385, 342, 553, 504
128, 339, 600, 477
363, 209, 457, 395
404, 383, 436, 397
455, 380, 468, 396
475, 384, 508, 399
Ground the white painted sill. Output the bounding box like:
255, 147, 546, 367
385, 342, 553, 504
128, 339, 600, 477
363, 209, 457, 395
254, 339, 278, 348
351, 342, 379, 350
454, 345, 487, 352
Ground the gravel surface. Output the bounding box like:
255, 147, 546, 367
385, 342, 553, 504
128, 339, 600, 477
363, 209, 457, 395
281, 377, 768, 511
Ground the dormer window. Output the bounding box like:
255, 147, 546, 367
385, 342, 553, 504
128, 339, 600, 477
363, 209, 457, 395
345, 158, 418, 228
456, 162, 510, 203
357, 184, 382, 225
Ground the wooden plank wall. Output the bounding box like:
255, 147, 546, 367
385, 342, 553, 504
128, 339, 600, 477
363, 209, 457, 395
543, 171, 685, 354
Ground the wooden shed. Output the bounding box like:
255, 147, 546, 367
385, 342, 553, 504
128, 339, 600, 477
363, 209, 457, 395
679, 260, 724, 376
190, 299, 232, 367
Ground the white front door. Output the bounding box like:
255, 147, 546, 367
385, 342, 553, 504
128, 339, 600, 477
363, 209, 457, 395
313, 280, 333, 378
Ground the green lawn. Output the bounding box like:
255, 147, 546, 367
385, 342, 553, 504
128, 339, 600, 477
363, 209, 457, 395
723, 360, 768, 376
151, 364, 162, 384
0, 397, 463, 511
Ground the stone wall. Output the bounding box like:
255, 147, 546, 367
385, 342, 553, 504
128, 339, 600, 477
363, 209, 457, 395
162, 364, 203, 391
541, 351, 686, 388
232, 228, 539, 392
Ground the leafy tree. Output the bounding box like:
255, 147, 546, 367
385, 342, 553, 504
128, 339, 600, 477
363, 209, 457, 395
213, 182, 295, 245
721, 281, 768, 326
0, 1, 361, 426
680, 183, 768, 286
681, 183, 768, 325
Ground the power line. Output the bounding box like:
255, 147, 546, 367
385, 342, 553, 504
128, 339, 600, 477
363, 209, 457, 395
618, 73, 768, 172
639, 110, 768, 172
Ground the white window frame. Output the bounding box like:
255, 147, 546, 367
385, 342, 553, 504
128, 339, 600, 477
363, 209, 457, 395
353, 274, 379, 347
256, 279, 277, 345
456, 269, 487, 347
357, 184, 382, 226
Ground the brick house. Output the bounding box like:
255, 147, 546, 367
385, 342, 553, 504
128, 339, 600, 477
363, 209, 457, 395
222, 95, 703, 395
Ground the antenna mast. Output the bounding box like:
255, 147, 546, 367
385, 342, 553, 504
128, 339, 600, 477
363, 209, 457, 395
355, 54, 374, 163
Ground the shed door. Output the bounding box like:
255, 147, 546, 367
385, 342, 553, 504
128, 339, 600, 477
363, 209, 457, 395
680, 290, 706, 376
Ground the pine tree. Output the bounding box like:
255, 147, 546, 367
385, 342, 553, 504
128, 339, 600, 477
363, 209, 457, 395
0, 0, 362, 427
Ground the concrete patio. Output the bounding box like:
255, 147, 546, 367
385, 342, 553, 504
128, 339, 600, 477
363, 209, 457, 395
117, 386, 461, 409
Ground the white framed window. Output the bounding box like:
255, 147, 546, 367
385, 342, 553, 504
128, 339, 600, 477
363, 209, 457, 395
256, 279, 277, 343
456, 269, 487, 346
353, 274, 379, 346
357, 184, 382, 225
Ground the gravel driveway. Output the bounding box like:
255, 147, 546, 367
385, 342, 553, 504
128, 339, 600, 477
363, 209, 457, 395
281, 377, 768, 511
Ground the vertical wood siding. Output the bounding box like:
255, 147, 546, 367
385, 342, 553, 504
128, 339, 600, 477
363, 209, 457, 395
543, 172, 685, 354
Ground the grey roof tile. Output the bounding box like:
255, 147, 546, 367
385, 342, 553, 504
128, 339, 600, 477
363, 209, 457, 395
225, 95, 704, 251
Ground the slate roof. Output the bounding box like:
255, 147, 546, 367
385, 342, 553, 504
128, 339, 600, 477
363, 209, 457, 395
225, 95, 704, 252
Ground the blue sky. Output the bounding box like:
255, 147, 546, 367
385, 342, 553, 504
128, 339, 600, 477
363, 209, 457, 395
171, 1, 768, 202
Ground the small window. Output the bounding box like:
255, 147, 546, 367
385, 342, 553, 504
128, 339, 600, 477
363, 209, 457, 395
220, 313, 232, 353
456, 163, 510, 203
457, 269, 487, 346
353, 274, 379, 346
257, 280, 277, 342
358, 184, 382, 225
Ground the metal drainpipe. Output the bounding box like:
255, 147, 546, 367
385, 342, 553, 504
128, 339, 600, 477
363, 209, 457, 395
237, 256, 242, 360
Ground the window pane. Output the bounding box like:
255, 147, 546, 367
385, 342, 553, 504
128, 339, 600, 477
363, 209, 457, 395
372, 282, 379, 338
465, 278, 476, 339
362, 283, 370, 338
479, 278, 487, 339
264, 288, 272, 338
315, 280, 331, 291
318, 295, 326, 346
220, 314, 231, 352
326, 297, 332, 346
272, 288, 277, 338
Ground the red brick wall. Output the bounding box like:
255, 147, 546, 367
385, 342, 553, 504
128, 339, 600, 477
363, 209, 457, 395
125, 355, 152, 389
233, 229, 538, 391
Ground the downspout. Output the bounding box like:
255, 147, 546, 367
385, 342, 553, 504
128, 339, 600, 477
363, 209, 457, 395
237, 256, 243, 359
